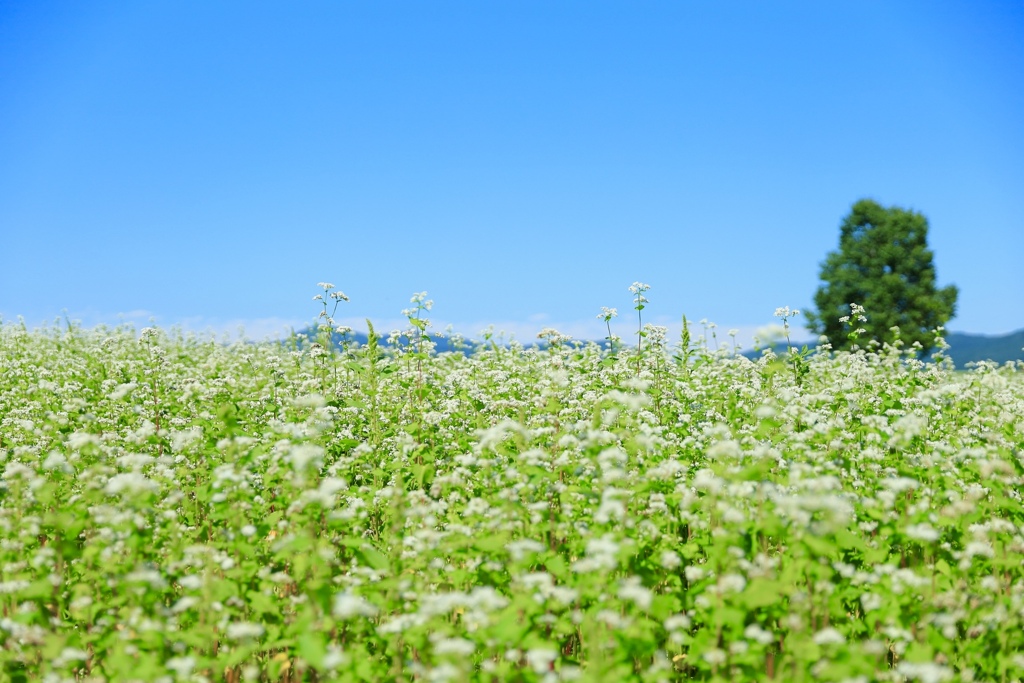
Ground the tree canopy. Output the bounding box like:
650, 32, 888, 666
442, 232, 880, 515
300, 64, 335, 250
807, 199, 958, 352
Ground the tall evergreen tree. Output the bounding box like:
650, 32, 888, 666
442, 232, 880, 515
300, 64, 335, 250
807, 199, 958, 352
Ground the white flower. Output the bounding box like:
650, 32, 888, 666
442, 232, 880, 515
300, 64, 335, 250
525, 648, 557, 674
178, 575, 203, 591
53, 647, 89, 667
744, 624, 774, 645
41, 451, 69, 472
707, 439, 742, 460
964, 541, 994, 559
169, 428, 202, 452
68, 431, 102, 449
69, 595, 92, 610
643, 324, 668, 344
664, 614, 691, 631
172, 596, 199, 613
594, 494, 626, 524
333, 592, 378, 619
603, 390, 650, 412
126, 569, 167, 589
618, 576, 653, 611
425, 663, 460, 682
692, 468, 724, 494
572, 535, 620, 573
812, 627, 845, 645
896, 661, 953, 683
893, 413, 927, 438
904, 523, 940, 542
166, 656, 196, 677
105, 472, 158, 496
629, 282, 650, 305
108, 382, 137, 400
717, 573, 746, 593
659, 550, 681, 570
320, 476, 349, 495
507, 539, 545, 561
322, 647, 347, 670
433, 637, 476, 657
287, 444, 325, 474
882, 476, 919, 493
378, 613, 427, 634
467, 586, 509, 611
293, 394, 327, 408
860, 592, 883, 612
225, 622, 264, 641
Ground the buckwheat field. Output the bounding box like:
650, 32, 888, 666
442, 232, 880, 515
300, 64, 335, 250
2, 285, 1023, 683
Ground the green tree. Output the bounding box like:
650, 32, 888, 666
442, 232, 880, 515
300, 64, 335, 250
807, 199, 958, 352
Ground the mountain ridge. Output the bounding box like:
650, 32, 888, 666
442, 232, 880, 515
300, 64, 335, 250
293, 326, 1024, 368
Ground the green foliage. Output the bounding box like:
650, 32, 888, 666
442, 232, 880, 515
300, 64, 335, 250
807, 199, 958, 353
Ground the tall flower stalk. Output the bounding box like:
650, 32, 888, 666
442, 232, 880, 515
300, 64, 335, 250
597, 306, 618, 356
629, 282, 650, 375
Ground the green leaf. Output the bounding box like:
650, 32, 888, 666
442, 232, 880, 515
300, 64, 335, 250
411, 464, 434, 487
649, 594, 682, 621
297, 631, 328, 668
740, 579, 784, 610
489, 605, 532, 645
246, 590, 280, 618
221, 643, 260, 669
355, 545, 390, 572
545, 554, 567, 578
904, 640, 934, 663
21, 579, 54, 600
833, 527, 867, 552
475, 534, 508, 554
802, 534, 837, 558
210, 577, 239, 602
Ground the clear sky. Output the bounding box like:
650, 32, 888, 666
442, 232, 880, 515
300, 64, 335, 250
2, 1, 1022, 347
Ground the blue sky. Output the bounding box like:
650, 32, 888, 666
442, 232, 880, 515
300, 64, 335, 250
2, 2, 1022, 346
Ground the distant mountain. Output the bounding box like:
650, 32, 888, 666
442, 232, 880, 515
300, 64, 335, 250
287, 327, 472, 355
288, 325, 611, 355
290, 325, 1024, 368
743, 329, 1024, 368
944, 329, 1024, 367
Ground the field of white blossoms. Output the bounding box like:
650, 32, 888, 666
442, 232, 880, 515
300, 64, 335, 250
2, 286, 1023, 683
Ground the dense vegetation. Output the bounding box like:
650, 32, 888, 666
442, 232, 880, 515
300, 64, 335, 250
1, 290, 1023, 682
